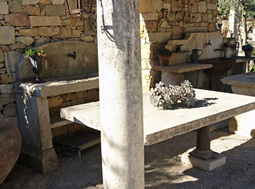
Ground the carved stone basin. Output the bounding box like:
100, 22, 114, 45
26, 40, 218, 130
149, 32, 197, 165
198, 58, 235, 73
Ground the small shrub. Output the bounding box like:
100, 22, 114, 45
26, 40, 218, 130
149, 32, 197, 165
158, 48, 172, 57
150, 80, 196, 109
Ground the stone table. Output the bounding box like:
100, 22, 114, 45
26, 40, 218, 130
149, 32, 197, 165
221, 72, 255, 137
61, 89, 255, 171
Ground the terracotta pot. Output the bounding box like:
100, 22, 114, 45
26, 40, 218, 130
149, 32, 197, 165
159, 56, 171, 66
244, 51, 252, 57
0, 117, 22, 184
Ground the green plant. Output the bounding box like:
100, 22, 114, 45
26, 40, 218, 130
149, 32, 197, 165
242, 44, 254, 51
25, 48, 46, 58
150, 80, 196, 109
158, 48, 172, 57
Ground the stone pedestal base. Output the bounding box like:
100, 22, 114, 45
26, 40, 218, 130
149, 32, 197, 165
229, 110, 255, 138
19, 145, 58, 174
181, 149, 226, 171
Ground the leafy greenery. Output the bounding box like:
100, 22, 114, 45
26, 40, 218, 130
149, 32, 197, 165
158, 48, 172, 57
25, 48, 46, 58
150, 80, 196, 109
217, 0, 255, 45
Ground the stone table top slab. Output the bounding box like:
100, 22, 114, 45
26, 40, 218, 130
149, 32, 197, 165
60, 89, 255, 146
221, 72, 255, 87
234, 56, 255, 63
14, 75, 99, 97
153, 63, 213, 73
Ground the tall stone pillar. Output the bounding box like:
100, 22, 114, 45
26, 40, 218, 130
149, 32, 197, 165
97, 0, 144, 188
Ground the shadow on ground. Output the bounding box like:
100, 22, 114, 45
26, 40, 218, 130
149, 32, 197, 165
1, 128, 255, 189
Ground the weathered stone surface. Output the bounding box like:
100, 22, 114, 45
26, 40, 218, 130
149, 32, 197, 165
190, 13, 202, 22
208, 23, 217, 32
85, 89, 99, 102
172, 26, 183, 36
189, 0, 198, 13
62, 93, 78, 101
16, 36, 34, 46
186, 26, 207, 33
0, 2, 9, 15
72, 29, 82, 38
9, 1, 23, 13
48, 96, 63, 108
145, 21, 157, 32
139, 0, 158, 13
4, 51, 21, 73
45, 5, 65, 16
176, 12, 184, 21
207, 3, 216, 9
76, 91, 86, 99
67, 123, 83, 133
0, 49, 4, 62
52, 0, 64, 4
147, 32, 171, 44
62, 19, 83, 26
22, 0, 39, 5
39, 0, 51, 4
0, 84, 13, 93
0, 74, 10, 84
198, 2, 207, 13
30, 16, 61, 27
9, 43, 26, 51
52, 125, 67, 137
140, 13, 158, 21
171, 0, 184, 12
81, 36, 93, 42
4, 13, 30, 27
58, 27, 72, 38
0, 97, 10, 106
38, 27, 59, 36
23, 5, 41, 16
1, 46, 10, 52
3, 103, 17, 117
0, 26, 15, 45
19, 28, 39, 36
0, 15, 3, 20
34, 37, 50, 46
167, 12, 175, 21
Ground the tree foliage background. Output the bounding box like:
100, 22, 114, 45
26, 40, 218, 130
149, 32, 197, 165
217, 0, 255, 45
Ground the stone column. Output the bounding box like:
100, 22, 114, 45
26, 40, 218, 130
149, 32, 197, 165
97, 0, 144, 188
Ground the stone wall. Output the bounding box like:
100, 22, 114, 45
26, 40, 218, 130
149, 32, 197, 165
139, 0, 218, 91
0, 0, 96, 124
49, 88, 99, 137
0, 0, 219, 124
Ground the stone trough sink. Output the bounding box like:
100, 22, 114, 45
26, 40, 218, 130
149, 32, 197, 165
198, 58, 235, 73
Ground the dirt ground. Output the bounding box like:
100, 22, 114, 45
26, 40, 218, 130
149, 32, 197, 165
1, 127, 255, 189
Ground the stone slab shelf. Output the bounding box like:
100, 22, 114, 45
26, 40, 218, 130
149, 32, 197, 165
14, 75, 99, 174
233, 56, 255, 63
14, 75, 99, 98
172, 51, 191, 53
50, 112, 72, 129
153, 63, 213, 73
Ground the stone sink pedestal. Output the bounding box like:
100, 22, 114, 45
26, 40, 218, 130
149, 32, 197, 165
221, 72, 255, 138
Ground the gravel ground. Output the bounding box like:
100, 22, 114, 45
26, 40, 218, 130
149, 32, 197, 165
1, 127, 255, 189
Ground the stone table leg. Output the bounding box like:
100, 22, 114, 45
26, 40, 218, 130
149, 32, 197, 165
15, 94, 58, 174
181, 125, 226, 171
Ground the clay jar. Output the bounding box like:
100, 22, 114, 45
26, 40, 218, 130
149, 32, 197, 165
0, 117, 22, 184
